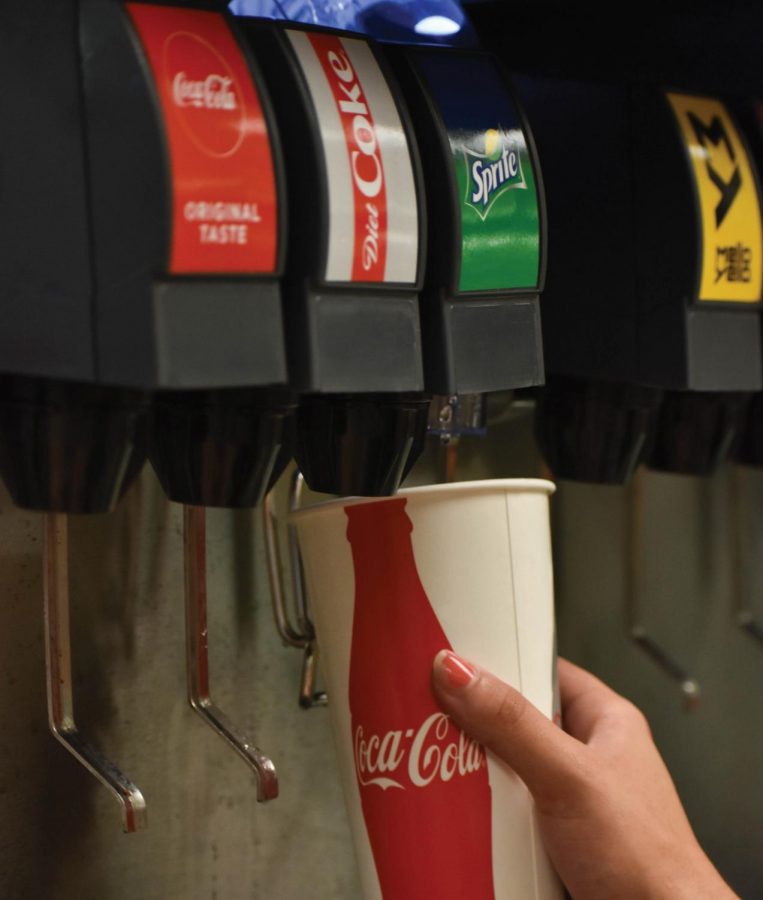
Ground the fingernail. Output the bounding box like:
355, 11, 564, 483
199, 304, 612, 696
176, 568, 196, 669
434, 650, 476, 691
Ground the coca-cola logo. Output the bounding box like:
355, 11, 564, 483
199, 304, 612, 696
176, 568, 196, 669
162, 31, 245, 158
172, 72, 237, 111
354, 713, 486, 791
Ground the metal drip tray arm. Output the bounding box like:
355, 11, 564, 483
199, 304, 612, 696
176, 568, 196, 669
43, 513, 147, 833
183, 505, 278, 802
263, 471, 327, 710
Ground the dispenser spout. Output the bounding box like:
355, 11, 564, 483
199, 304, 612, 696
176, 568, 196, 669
43, 513, 147, 832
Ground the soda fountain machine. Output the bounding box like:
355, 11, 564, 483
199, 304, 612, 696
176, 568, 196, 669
0, 1, 762, 895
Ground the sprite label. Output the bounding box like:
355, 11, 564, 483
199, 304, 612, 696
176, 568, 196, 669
413, 54, 540, 294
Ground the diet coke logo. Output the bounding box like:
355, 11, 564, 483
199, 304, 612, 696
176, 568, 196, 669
354, 712, 486, 791
163, 31, 245, 158
312, 35, 388, 282
172, 72, 237, 111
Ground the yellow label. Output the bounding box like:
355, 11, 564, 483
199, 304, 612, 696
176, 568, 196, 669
667, 93, 763, 303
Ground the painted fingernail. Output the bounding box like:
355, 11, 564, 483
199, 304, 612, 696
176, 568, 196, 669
434, 650, 476, 691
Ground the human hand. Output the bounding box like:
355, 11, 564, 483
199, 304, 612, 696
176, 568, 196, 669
432, 651, 736, 900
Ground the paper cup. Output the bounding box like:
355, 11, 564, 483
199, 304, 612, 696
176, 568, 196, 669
291, 479, 563, 900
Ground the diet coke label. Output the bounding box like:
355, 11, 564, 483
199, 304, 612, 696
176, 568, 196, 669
287, 30, 419, 286
127, 4, 278, 274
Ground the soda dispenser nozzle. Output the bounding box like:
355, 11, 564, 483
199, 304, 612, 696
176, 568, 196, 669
0, 376, 148, 514
295, 394, 430, 497
534, 377, 662, 485
427, 394, 487, 444
646, 391, 748, 477
149, 388, 295, 509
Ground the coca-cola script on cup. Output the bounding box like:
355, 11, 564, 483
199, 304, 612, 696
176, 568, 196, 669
292, 480, 564, 900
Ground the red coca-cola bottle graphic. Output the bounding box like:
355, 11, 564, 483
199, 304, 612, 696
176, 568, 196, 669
346, 498, 495, 899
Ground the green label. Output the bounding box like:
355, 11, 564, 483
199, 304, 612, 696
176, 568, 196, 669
413, 54, 541, 294
454, 126, 540, 292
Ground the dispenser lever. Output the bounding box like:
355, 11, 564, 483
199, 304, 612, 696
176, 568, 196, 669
43, 513, 147, 832
184, 506, 278, 801
626, 473, 701, 709
263, 471, 327, 709
729, 468, 763, 646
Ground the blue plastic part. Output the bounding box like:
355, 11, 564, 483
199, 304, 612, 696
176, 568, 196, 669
228, 0, 476, 46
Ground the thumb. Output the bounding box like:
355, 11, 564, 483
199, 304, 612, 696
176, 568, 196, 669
432, 650, 585, 802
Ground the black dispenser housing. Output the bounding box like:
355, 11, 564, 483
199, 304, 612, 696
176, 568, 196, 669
241, 21, 428, 496
389, 47, 546, 401
0, 0, 148, 513
78, 0, 294, 508
514, 78, 763, 482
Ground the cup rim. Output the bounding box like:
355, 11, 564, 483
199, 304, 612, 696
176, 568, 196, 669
289, 477, 556, 524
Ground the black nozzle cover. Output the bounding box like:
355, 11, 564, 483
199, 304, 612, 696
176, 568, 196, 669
535, 376, 662, 485
295, 394, 430, 497
734, 392, 763, 467
0, 376, 148, 514
149, 388, 295, 508
646, 391, 747, 476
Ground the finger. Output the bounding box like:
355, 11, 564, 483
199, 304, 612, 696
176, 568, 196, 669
432, 650, 585, 802
559, 658, 649, 748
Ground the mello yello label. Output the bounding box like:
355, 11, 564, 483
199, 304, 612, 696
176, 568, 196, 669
127, 4, 278, 275
413, 53, 540, 294
668, 93, 763, 303
287, 31, 419, 286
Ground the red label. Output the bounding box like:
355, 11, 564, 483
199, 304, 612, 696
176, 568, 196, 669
307, 33, 388, 282
346, 499, 495, 899
126, 4, 278, 274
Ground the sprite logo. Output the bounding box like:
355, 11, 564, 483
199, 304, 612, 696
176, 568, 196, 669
464, 128, 526, 221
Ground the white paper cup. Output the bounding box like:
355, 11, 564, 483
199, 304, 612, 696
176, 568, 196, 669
291, 479, 563, 900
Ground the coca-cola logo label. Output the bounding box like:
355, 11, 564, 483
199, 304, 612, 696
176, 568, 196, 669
172, 72, 237, 111
343, 498, 497, 897
355, 713, 487, 791
126, 4, 278, 274
162, 32, 245, 158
